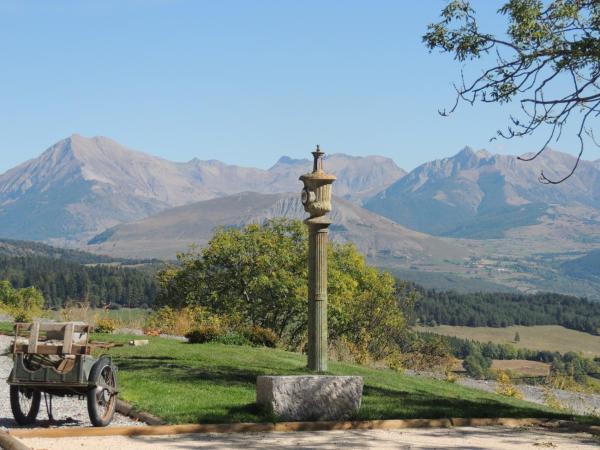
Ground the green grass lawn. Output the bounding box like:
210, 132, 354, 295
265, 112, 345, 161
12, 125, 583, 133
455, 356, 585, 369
97, 334, 576, 425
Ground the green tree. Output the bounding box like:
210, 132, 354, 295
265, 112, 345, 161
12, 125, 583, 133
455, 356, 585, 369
156, 219, 409, 359
424, 0, 600, 183
514, 331, 521, 343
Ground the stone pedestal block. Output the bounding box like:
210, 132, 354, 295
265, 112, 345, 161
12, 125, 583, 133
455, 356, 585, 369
256, 375, 363, 421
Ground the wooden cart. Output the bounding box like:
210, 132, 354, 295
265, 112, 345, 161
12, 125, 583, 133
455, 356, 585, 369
6, 322, 119, 427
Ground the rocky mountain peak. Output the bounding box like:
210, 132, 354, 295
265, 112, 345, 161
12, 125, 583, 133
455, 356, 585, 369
272, 156, 309, 167
451, 146, 482, 169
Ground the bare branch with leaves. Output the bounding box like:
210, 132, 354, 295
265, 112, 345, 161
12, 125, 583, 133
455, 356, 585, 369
424, 0, 600, 183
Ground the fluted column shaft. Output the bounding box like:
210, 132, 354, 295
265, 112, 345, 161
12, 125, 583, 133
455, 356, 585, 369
307, 222, 329, 372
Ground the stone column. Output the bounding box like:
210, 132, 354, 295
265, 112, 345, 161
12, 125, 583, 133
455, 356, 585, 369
300, 146, 336, 372
307, 220, 331, 371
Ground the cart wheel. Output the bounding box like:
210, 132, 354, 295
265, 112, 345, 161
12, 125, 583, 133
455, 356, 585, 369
87, 357, 118, 427
10, 385, 41, 425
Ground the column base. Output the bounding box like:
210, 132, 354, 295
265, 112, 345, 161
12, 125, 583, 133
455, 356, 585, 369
256, 375, 363, 421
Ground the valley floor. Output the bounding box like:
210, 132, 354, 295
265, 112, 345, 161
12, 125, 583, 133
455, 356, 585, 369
415, 325, 600, 358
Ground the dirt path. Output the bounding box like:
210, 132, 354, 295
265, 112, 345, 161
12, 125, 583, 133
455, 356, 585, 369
19, 426, 600, 449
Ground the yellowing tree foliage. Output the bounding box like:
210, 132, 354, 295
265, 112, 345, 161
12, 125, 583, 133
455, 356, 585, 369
0, 280, 44, 321
156, 219, 410, 360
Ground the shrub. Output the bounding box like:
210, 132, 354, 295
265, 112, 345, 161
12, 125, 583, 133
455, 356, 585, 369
145, 305, 206, 336
144, 306, 177, 335
398, 333, 454, 372
95, 317, 118, 334
495, 371, 522, 399
463, 351, 492, 379
542, 387, 571, 412
243, 326, 278, 348
185, 324, 224, 344
215, 331, 252, 346
185, 323, 277, 347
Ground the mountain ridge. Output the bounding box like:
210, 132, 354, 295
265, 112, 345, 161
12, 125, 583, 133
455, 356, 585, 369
365, 146, 600, 238
86, 191, 466, 261
3, 136, 600, 296
0, 134, 405, 241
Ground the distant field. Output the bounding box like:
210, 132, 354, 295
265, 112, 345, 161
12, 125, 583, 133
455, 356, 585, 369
415, 325, 600, 357
491, 360, 550, 377
48, 307, 150, 329
452, 359, 551, 377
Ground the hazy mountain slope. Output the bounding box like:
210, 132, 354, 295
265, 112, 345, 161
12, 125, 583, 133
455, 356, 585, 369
0, 135, 213, 241
365, 147, 600, 238
267, 154, 406, 203
86, 191, 465, 260
561, 249, 600, 282
0, 135, 405, 242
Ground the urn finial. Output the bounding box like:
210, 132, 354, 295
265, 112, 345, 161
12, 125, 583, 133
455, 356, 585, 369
299, 146, 336, 219
312, 145, 325, 172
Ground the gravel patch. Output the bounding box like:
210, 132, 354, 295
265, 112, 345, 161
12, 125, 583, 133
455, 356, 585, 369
0, 335, 145, 430
115, 328, 145, 336
458, 377, 600, 416
159, 334, 188, 342
19, 426, 600, 450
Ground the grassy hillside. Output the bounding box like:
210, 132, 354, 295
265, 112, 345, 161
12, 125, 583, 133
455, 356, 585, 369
101, 334, 570, 424
415, 325, 600, 358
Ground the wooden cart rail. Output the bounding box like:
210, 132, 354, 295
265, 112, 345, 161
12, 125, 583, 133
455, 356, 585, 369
14, 322, 90, 333
12, 322, 123, 356
13, 322, 91, 355
12, 342, 121, 355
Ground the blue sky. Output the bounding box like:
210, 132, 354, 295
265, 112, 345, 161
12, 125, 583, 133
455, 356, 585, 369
0, 1, 591, 174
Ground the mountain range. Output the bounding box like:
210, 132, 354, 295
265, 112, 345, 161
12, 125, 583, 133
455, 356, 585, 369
365, 146, 600, 239
0, 135, 403, 241
2, 134, 600, 297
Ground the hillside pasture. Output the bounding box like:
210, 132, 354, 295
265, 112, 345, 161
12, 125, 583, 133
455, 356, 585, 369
415, 325, 600, 358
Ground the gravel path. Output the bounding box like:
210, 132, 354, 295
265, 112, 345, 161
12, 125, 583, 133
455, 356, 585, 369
19, 426, 600, 450
0, 335, 144, 430
458, 377, 600, 416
